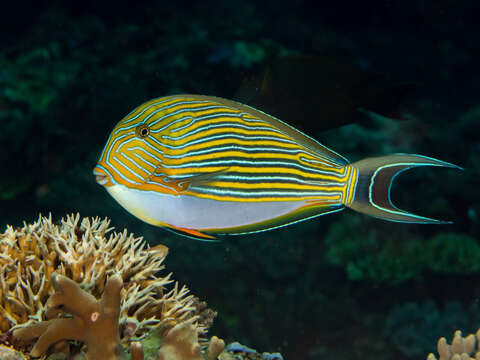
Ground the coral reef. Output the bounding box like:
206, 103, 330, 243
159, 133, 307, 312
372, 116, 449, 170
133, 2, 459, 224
0, 214, 216, 358
427, 329, 480, 360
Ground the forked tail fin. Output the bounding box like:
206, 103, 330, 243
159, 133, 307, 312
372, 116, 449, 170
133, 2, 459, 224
347, 154, 462, 223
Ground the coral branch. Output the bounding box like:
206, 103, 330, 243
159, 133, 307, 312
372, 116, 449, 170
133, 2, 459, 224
130, 342, 144, 360
154, 319, 225, 360
427, 329, 480, 360
13, 273, 125, 360
206, 336, 225, 360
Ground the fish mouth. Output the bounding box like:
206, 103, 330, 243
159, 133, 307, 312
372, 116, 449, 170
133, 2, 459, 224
93, 166, 112, 186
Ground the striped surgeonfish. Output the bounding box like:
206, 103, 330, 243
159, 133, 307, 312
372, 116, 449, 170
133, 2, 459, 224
93, 95, 460, 240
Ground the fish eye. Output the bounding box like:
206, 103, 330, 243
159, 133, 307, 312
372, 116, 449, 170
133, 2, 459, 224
135, 124, 150, 138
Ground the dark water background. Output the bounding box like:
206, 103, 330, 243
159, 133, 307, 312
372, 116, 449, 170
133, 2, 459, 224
1, 1, 479, 359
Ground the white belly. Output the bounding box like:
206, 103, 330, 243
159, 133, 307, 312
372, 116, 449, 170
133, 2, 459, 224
106, 184, 307, 230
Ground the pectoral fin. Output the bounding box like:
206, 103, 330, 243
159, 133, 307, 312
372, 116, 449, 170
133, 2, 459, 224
155, 168, 230, 193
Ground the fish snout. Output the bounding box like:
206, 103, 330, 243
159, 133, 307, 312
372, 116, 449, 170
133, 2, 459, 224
93, 166, 113, 186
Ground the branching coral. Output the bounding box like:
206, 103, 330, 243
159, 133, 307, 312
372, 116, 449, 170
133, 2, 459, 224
427, 329, 480, 360
13, 273, 124, 360
0, 213, 216, 355
12, 273, 224, 360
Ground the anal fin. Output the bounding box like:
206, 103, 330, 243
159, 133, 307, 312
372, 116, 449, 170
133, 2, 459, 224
164, 224, 219, 242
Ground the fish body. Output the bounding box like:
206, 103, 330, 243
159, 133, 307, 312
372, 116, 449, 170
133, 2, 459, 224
94, 95, 459, 240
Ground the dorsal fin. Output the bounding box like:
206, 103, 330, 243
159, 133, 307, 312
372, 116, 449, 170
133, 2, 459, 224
169, 94, 349, 167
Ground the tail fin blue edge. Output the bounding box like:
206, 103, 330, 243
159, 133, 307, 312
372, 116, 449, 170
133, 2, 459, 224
347, 154, 462, 224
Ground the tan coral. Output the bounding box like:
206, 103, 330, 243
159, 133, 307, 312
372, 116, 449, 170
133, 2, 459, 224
130, 341, 144, 360
427, 329, 480, 360
0, 214, 215, 343
13, 273, 124, 360
154, 319, 225, 360
0, 344, 27, 360
206, 336, 226, 360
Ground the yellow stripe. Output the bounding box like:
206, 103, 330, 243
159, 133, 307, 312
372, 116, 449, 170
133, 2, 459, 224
149, 108, 242, 131
345, 166, 358, 205
181, 191, 343, 202
165, 115, 275, 135
339, 165, 351, 201
206, 181, 345, 191
164, 166, 349, 182
123, 97, 205, 123
173, 150, 307, 164
165, 138, 301, 154
121, 98, 173, 123
160, 127, 292, 146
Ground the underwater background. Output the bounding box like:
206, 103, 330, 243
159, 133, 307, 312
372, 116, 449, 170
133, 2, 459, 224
0, 1, 478, 359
